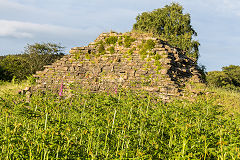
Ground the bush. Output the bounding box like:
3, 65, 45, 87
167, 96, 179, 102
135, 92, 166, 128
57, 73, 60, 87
124, 35, 136, 48
109, 46, 115, 54
98, 43, 106, 55
105, 36, 118, 45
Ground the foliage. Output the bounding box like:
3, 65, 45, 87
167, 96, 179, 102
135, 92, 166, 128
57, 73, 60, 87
108, 46, 115, 54
132, 3, 200, 60
222, 65, 240, 87
26, 75, 37, 85
206, 65, 240, 90
126, 47, 136, 55
105, 36, 118, 45
0, 88, 240, 159
0, 43, 64, 81
118, 39, 123, 46
0, 55, 31, 80
139, 39, 156, 55
124, 35, 136, 48
24, 43, 65, 74
98, 41, 106, 55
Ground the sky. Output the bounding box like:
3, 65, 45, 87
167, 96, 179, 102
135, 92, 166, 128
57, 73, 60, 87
0, 0, 240, 71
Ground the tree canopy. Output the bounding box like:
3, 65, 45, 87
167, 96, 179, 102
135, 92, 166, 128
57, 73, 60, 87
24, 43, 64, 74
0, 43, 64, 81
206, 65, 240, 90
133, 3, 200, 60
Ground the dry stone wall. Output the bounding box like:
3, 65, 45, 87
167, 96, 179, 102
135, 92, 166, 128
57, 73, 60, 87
34, 32, 203, 101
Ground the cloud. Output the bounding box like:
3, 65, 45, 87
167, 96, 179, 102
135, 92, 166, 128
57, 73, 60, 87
0, 19, 101, 39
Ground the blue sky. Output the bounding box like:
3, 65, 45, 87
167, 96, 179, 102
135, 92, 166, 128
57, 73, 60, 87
0, 0, 240, 71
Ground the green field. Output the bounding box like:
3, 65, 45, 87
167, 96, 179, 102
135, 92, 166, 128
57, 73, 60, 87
0, 82, 240, 159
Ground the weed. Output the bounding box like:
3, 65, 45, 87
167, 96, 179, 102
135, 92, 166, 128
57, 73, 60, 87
106, 36, 118, 45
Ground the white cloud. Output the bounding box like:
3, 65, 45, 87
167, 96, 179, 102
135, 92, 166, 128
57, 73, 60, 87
0, 0, 32, 11
0, 19, 101, 39
0, 20, 33, 38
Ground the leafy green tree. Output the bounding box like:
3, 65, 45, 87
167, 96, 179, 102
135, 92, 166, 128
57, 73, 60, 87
0, 55, 31, 80
206, 65, 240, 89
206, 71, 231, 88
222, 65, 240, 87
24, 43, 64, 73
0, 43, 64, 81
133, 3, 200, 60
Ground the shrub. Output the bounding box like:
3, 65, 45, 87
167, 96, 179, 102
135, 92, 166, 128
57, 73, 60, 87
139, 39, 156, 56
105, 36, 118, 45
109, 46, 115, 54
98, 43, 106, 55
126, 47, 136, 55
124, 35, 136, 48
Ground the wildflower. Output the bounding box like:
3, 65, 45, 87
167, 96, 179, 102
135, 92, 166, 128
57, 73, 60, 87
114, 88, 118, 94
59, 83, 63, 96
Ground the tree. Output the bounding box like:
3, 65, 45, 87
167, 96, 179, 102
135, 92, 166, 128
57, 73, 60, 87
206, 71, 231, 88
206, 65, 240, 90
132, 3, 200, 60
0, 43, 65, 81
0, 55, 31, 80
24, 43, 65, 74
222, 65, 240, 87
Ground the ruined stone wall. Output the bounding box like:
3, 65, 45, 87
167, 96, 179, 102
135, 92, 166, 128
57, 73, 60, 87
34, 32, 202, 101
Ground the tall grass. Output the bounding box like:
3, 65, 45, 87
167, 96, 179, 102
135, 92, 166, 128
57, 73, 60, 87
206, 86, 240, 113
0, 88, 240, 159
0, 80, 29, 96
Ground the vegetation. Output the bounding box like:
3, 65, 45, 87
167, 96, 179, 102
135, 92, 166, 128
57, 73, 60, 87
133, 3, 200, 60
118, 39, 123, 46
97, 41, 106, 55
0, 43, 64, 81
105, 36, 118, 45
24, 43, 64, 74
124, 35, 136, 48
206, 65, 240, 90
1, 1, 240, 157
0, 80, 29, 96
139, 39, 156, 56
0, 83, 240, 159
0, 55, 31, 81
108, 46, 115, 54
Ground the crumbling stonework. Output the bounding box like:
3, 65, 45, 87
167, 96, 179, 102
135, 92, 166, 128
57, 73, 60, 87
34, 32, 203, 101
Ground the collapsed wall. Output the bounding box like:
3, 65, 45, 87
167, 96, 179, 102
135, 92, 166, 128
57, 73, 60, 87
34, 32, 203, 101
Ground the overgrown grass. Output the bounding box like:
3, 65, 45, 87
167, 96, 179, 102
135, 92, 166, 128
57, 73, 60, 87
0, 85, 240, 159
206, 86, 240, 114
0, 80, 29, 96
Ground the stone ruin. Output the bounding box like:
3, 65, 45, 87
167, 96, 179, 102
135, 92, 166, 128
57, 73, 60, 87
33, 32, 203, 101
